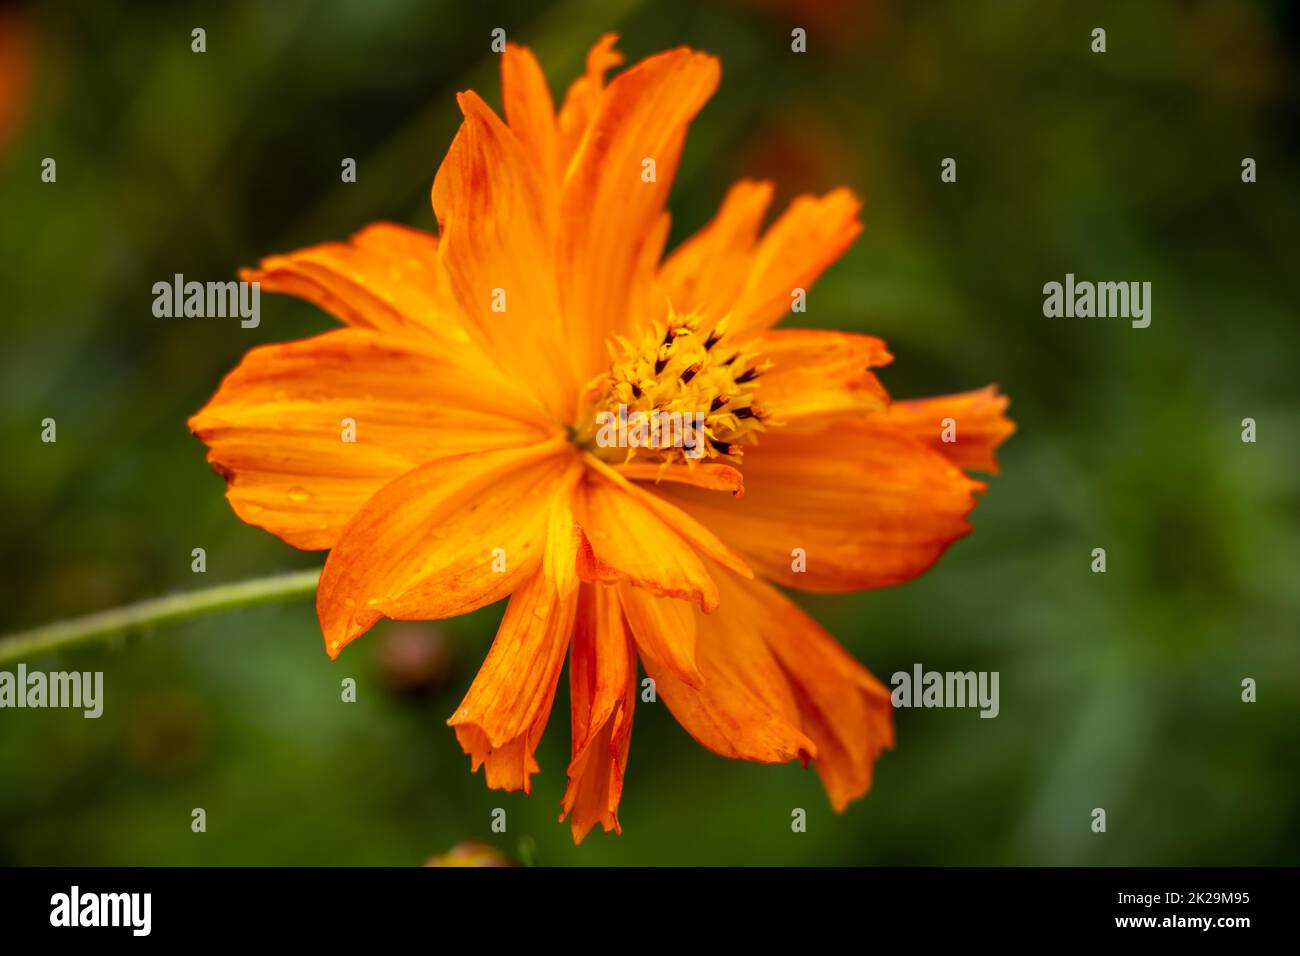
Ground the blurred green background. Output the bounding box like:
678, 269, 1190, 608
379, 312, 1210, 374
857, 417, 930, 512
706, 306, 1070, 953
1, 0, 1297, 865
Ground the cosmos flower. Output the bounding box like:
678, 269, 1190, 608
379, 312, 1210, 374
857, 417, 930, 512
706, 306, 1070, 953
190, 35, 1014, 843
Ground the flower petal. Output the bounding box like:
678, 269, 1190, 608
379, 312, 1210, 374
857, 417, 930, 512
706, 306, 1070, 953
432, 91, 576, 419
658, 179, 773, 320
617, 582, 703, 690
559, 46, 720, 379
754, 329, 893, 430
636, 570, 816, 764
501, 43, 559, 188
657, 414, 983, 591
888, 386, 1015, 474
575, 471, 720, 612
742, 576, 894, 811
585, 455, 752, 579
731, 189, 862, 338
561, 583, 637, 843
660, 185, 861, 336
448, 487, 582, 794
612, 461, 745, 497
316, 441, 575, 657
240, 223, 467, 348
188, 328, 555, 550
556, 33, 624, 168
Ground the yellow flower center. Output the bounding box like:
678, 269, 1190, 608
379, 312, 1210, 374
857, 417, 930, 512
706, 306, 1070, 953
575, 309, 769, 466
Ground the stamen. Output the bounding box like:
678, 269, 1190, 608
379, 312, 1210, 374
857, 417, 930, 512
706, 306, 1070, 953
583, 308, 766, 467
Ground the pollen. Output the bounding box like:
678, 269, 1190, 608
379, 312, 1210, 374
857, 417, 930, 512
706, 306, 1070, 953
578, 308, 771, 466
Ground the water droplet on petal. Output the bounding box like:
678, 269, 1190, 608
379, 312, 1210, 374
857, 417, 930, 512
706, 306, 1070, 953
287, 485, 310, 502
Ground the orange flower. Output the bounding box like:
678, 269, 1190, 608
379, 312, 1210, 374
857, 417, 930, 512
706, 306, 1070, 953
190, 35, 1013, 843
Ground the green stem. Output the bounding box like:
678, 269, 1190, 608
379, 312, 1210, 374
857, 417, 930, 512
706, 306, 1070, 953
0, 569, 321, 666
